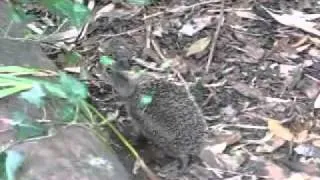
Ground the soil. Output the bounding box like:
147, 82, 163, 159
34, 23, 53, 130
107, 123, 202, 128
8, 0, 320, 179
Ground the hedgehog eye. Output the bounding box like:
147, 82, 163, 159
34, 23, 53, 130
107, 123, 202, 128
152, 130, 158, 135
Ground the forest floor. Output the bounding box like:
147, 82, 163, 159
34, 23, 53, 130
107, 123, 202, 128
16, 0, 320, 179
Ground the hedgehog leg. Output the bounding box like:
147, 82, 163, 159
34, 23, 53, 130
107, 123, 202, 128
178, 155, 191, 174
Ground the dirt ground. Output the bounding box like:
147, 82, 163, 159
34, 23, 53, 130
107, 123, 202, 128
12, 0, 320, 179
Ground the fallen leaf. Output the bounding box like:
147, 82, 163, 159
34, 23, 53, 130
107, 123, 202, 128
235, 10, 262, 20
278, 159, 320, 177
287, 172, 311, 180
267, 119, 294, 141
295, 44, 311, 52
186, 37, 211, 57
279, 64, 298, 78
245, 158, 290, 179
214, 131, 242, 145
232, 82, 264, 100
202, 142, 228, 154
264, 160, 290, 180
291, 36, 309, 47
294, 144, 320, 157
309, 48, 320, 57
200, 150, 246, 171
309, 37, 320, 47
94, 3, 115, 20
262, 7, 320, 37
312, 139, 320, 148
294, 130, 309, 143
64, 67, 81, 73
180, 16, 213, 36
314, 93, 320, 109
256, 136, 286, 153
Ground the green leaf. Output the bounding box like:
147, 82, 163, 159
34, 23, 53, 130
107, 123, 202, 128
42, 82, 67, 99
20, 83, 46, 108
71, 3, 91, 28
127, 0, 154, 6
0, 74, 36, 84
12, 112, 47, 140
5, 150, 25, 180
0, 66, 40, 75
6, 6, 24, 23
0, 152, 6, 180
64, 51, 81, 65
59, 73, 88, 103
0, 85, 32, 99
56, 104, 77, 122
41, 0, 90, 28
100, 56, 114, 66
139, 94, 153, 108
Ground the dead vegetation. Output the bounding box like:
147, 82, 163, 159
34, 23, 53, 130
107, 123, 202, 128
4, 0, 320, 179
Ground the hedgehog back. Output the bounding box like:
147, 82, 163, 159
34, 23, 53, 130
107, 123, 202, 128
127, 77, 207, 157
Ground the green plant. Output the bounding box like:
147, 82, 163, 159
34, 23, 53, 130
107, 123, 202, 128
0, 66, 158, 180
8, 0, 91, 28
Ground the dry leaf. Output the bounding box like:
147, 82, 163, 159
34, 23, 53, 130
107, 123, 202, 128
267, 119, 294, 141
180, 16, 213, 36
202, 142, 228, 154
309, 37, 320, 47
291, 36, 309, 47
308, 48, 320, 57
64, 67, 81, 73
200, 151, 246, 171
262, 7, 320, 37
294, 144, 320, 157
256, 136, 286, 153
294, 130, 309, 143
232, 82, 264, 100
94, 3, 115, 20
296, 44, 311, 52
186, 37, 211, 57
312, 139, 320, 148
214, 131, 242, 145
314, 93, 320, 109
287, 172, 311, 180
264, 160, 290, 180
235, 11, 262, 20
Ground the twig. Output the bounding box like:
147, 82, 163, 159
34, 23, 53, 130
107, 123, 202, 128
151, 39, 167, 61
100, 27, 144, 38
143, 0, 221, 20
132, 57, 165, 72
205, 0, 225, 72
145, 19, 152, 49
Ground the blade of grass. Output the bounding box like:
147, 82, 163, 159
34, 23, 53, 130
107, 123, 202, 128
85, 102, 160, 180
0, 83, 19, 87
0, 74, 36, 84
0, 66, 40, 74
0, 85, 32, 98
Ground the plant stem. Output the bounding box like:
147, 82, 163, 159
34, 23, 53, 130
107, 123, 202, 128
85, 102, 160, 180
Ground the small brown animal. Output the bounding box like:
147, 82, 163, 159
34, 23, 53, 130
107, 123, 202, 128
108, 65, 208, 171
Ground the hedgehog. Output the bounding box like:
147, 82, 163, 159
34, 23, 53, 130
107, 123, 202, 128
108, 67, 208, 172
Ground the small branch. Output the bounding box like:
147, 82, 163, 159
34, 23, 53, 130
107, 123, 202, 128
100, 27, 144, 38
205, 0, 225, 72
143, 0, 221, 20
